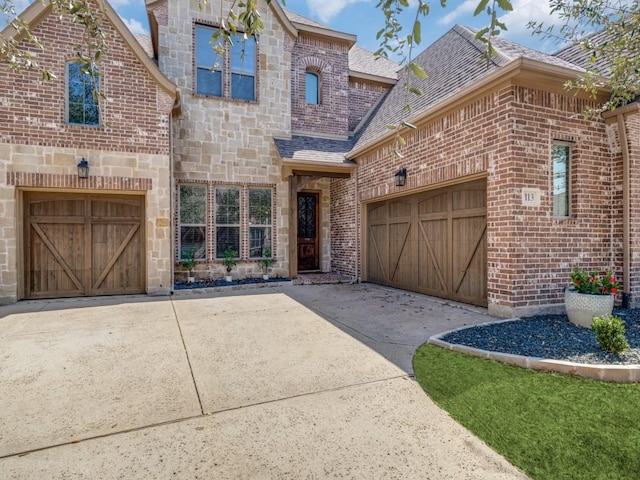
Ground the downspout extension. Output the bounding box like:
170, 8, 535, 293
617, 113, 631, 308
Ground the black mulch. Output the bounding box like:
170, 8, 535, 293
174, 277, 290, 290
440, 309, 640, 365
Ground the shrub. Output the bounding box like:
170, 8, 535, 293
591, 314, 630, 355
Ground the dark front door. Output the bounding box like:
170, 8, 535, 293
297, 192, 319, 271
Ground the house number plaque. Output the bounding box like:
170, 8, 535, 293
521, 188, 541, 207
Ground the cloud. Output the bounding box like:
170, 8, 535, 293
121, 17, 148, 36
305, 0, 367, 24
437, 0, 477, 25
498, 0, 561, 37
497, 0, 564, 51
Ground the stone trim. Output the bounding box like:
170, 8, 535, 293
430, 320, 640, 383
6, 172, 152, 191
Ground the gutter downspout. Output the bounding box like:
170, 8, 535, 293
617, 112, 631, 308
169, 113, 175, 295
353, 165, 359, 283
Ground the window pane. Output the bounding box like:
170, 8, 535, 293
249, 189, 272, 225
67, 62, 99, 125
553, 144, 570, 217
216, 227, 240, 258
180, 226, 206, 259
179, 185, 207, 224
231, 35, 256, 74
195, 25, 222, 67
216, 187, 240, 224
306, 72, 319, 104
197, 68, 222, 97
249, 226, 271, 258
231, 73, 255, 101
195, 25, 223, 96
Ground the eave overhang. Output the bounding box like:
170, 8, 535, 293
348, 57, 608, 159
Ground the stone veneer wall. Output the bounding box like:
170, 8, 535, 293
0, 4, 174, 303
353, 83, 620, 318
153, 0, 293, 280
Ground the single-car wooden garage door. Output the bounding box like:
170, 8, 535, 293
367, 179, 487, 306
24, 192, 145, 299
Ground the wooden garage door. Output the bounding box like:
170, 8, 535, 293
24, 192, 145, 299
367, 179, 487, 306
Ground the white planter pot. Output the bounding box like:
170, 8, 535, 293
225, 275, 233, 282
187, 276, 195, 284
263, 274, 269, 281
565, 288, 614, 328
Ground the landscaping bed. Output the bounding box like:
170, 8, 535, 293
174, 277, 290, 290
441, 309, 640, 365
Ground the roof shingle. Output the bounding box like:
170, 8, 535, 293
351, 25, 584, 153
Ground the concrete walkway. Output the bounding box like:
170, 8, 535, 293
0, 284, 528, 479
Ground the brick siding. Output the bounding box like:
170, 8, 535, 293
0, 7, 173, 154
350, 82, 622, 317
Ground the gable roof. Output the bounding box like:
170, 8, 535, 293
282, 9, 356, 46
351, 25, 584, 155
2, 0, 177, 100
349, 45, 399, 82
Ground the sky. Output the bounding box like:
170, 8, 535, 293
5, 0, 566, 55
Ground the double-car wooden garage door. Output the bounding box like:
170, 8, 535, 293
367, 179, 487, 306
24, 192, 145, 299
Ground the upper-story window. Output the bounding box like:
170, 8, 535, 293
195, 24, 256, 101
67, 62, 99, 126
552, 142, 571, 218
305, 71, 319, 104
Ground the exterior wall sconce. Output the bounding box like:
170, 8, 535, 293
395, 167, 407, 187
77, 158, 89, 179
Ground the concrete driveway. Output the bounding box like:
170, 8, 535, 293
0, 284, 527, 479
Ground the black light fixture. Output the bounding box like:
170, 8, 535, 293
395, 167, 407, 187
77, 158, 89, 179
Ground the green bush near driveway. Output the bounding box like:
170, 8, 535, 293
413, 344, 640, 480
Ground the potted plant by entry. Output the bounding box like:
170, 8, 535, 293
180, 247, 198, 284
565, 268, 619, 328
257, 248, 276, 280
222, 246, 238, 282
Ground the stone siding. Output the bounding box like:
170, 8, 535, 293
154, 0, 293, 279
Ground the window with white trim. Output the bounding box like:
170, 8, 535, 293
195, 24, 256, 101
553, 142, 571, 217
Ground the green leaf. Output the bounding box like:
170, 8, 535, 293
397, 136, 406, 146
409, 86, 423, 96
496, 0, 513, 11
401, 121, 417, 130
409, 62, 427, 79
413, 19, 421, 45
386, 124, 397, 130
473, 0, 490, 16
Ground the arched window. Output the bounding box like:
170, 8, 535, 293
305, 71, 319, 104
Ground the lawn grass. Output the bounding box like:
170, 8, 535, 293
413, 344, 640, 480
